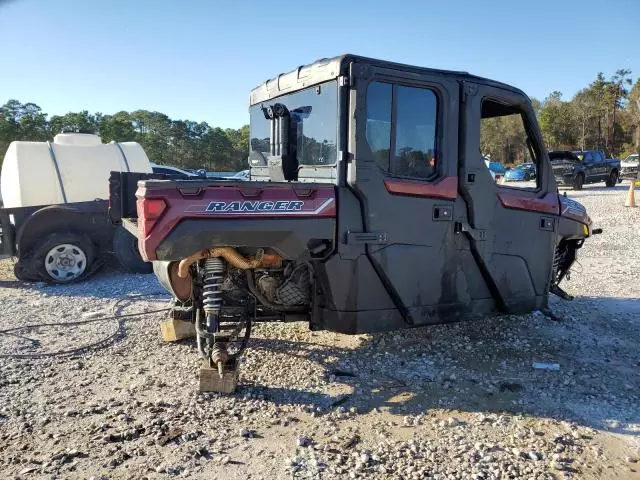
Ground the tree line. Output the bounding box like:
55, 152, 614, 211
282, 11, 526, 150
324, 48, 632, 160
0, 103, 249, 172
481, 69, 640, 165
1, 69, 639, 171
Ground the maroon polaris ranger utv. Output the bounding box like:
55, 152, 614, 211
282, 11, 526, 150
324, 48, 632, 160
109, 54, 598, 389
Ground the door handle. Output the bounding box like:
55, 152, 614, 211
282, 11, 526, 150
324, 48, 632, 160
539, 216, 554, 231
433, 205, 453, 221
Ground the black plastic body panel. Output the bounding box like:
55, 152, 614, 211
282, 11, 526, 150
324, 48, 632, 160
155, 218, 336, 261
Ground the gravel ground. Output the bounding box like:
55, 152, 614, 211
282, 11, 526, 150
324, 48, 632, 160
1, 182, 639, 480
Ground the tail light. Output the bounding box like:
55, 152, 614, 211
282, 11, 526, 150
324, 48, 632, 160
137, 197, 166, 237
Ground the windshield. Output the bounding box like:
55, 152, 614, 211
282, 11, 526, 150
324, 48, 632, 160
624, 155, 639, 163
249, 80, 338, 167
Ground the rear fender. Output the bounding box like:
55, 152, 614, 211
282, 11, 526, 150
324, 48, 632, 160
137, 183, 336, 261
16, 202, 112, 256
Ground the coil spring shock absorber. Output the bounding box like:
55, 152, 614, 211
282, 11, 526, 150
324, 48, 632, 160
549, 241, 574, 301
200, 257, 229, 376
551, 244, 563, 285
202, 257, 224, 333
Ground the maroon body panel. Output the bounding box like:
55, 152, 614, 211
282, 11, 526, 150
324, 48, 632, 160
383, 176, 458, 200
496, 191, 560, 215
136, 183, 336, 261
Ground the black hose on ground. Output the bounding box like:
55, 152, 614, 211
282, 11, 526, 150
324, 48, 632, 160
0, 292, 171, 359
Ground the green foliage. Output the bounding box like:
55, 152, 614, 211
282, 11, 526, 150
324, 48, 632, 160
481, 69, 637, 164
536, 69, 635, 156
0, 101, 249, 172
538, 91, 577, 150
0, 100, 49, 156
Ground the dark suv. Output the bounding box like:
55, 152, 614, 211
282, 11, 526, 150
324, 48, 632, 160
550, 150, 621, 190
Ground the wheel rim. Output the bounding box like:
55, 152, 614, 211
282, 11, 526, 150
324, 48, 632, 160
44, 244, 87, 281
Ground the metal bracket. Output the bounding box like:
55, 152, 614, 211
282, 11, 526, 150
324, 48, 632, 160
346, 231, 388, 245
338, 75, 350, 87
455, 222, 486, 241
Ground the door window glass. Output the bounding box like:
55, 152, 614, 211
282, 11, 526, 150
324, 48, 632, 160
365, 82, 439, 180
393, 86, 438, 179
366, 82, 392, 171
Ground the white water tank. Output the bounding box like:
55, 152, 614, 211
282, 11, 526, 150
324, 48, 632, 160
0, 133, 153, 209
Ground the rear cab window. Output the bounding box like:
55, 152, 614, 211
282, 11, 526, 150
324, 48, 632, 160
249, 81, 338, 167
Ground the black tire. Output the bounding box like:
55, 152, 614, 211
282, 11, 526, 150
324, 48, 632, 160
13, 260, 40, 282
572, 173, 584, 190
31, 232, 96, 284
605, 170, 618, 187
113, 226, 152, 274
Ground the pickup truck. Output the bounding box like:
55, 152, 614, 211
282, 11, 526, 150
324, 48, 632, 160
109, 54, 597, 392
620, 153, 639, 181
549, 149, 621, 190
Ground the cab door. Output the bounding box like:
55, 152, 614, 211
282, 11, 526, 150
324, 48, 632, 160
582, 151, 597, 182
459, 82, 558, 312
347, 62, 464, 326
591, 151, 608, 181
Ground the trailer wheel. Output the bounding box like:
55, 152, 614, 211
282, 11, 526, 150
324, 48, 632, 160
572, 173, 584, 190
113, 226, 152, 274
32, 232, 96, 284
13, 259, 40, 282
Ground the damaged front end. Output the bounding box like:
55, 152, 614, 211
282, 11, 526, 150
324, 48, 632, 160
550, 194, 601, 300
